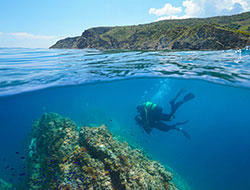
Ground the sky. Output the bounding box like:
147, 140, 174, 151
0, 0, 249, 48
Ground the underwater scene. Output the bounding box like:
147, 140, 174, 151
0, 47, 250, 190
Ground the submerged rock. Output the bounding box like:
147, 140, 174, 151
27, 113, 178, 190
0, 178, 13, 189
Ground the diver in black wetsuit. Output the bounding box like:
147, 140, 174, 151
135, 89, 195, 139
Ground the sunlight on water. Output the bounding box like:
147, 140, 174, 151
0, 47, 250, 96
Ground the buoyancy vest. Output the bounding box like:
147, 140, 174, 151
144, 102, 157, 111
143, 102, 158, 120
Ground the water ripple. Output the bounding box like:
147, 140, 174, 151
0, 47, 249, 96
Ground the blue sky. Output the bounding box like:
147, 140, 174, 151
0, 0, 249, 48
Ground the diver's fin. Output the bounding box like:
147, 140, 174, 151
183, 93, 195, 102
169, 88, 187, 106
177, 120, 189, 126
181, 129, 191, 140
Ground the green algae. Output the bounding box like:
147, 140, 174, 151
0, 178, 13, 190
26, 113, 181, 190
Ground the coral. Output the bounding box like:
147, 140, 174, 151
26, 113, 178, 190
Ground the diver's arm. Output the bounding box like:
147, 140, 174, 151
159, 113, 173, 121
154, 121, 190, 139
153, 121, 179, 131
154, 120, 188, 130
154, 106, 174, 121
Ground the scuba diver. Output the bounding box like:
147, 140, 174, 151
135, 89, 195, 139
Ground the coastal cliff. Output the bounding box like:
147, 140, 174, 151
50, 12, 250, 50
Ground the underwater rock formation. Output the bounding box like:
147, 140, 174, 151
27, 113, 178, 190
0, 178, 13, 189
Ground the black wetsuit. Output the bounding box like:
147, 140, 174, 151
135, 90, 194, 139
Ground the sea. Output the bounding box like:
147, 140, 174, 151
0, 47, 250, 190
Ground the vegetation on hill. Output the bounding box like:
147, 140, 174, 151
50, 12, 250, 50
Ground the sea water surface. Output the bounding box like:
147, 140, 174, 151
0, 47, 250, 190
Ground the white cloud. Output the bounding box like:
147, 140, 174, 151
149, 0, 250, 21
149, 3, 182, 16
219, 0, 249, 11
215, 0, 249, 15
10, 32, 56, 40
189, 0, 250, 17
182, 0, 204, 17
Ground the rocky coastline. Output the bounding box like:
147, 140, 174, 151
50, 12, 250, 51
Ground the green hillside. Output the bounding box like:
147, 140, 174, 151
50, 12, 250, 50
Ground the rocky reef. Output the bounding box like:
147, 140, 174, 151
26, 113, 178, 190
50, 12, 250, 50
0, 178, 13, 189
